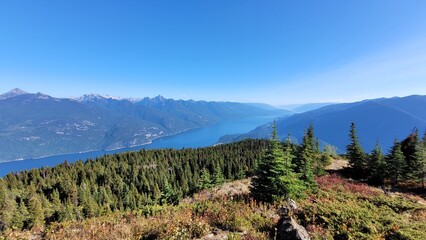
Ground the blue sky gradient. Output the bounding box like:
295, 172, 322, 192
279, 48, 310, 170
1, 1, 426, 104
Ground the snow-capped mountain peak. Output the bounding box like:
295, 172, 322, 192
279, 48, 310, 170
0, 88, 29, 100
75, 93, 141, 103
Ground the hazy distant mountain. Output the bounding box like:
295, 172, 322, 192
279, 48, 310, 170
0, 88, 28, 100
0, 89, 287, 162
245, 103, 285, 111
77, 94, 289, 131
219, 95, 426, 152
279, 102, 336, 113
0, 90, 167, 162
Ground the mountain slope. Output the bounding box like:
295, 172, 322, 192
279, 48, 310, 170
219, 95, 426, 152
279, 102, 336, 113
0, 92, 168, 161
0, 89, 288, 162
0, 88, 28, 100
77, 94, 290, 132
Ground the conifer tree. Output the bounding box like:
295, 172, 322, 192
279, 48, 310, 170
368, 141, 386, 185
27, 189, 44, 229
213, 165, 225, 185
315, 154, 332, 176
59, 199, 76, 222
386, 140, 405, 186
298, 129, 317, 190
400, 129, 422, 180
346, 122, 367, 178
198, 168, 212, 190
280, 138, 306, 200
420, 131, 426, 189
160, 181, 178, 205
0, 139, 270, 230
251, 122, 305, 202
307, 124, 320, 153
0, 183, 15, 230
15, 200, 29, 229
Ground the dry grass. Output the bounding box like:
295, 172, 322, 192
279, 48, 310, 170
325, 158, 349, 171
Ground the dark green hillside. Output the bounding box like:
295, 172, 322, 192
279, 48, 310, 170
0, 139, 268, 230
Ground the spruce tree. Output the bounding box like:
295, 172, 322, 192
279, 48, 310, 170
368, 141, 386, 185
27, 190, 44, 229
280, 139, 306, 200
15, 200, 29, 229
307, 124, 320, 153
0, 183, 15, 230
198, 168, 212, 190
420, 131, 426, 189
346, 122, 366, 178
400, 129, 422, 181
251, 123, 305, 202
386, 140, 405, 186
213, 165, 225, 185
298, 129, 317, 190
160, 181, 178, 205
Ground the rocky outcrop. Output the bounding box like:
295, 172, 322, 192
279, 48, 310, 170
276, 216, 310, 240
276, 200, 310, 240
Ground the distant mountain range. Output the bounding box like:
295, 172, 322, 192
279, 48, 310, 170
219, 95, 426, 152
279, 102, 337, 113
0, 88, 289, 162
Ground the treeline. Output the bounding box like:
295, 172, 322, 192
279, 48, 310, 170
2, 122, 424, 232
0, 140, 269, 231
347, 123, 426, 187
250, 123, 332, 202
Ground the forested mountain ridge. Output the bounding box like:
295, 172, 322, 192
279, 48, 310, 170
0, 89, 287, 162
220, 95, 426, 152
0, 139, 269, 230
1, 126, 425, 239
77, 93, 290, 132
0, 91, 167, 162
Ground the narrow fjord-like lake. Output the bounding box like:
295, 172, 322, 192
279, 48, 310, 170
0, 115, 277, 177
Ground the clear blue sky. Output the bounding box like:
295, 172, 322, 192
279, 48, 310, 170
1, 0, 426, 105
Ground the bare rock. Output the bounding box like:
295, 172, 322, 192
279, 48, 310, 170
276, 216, 310, 240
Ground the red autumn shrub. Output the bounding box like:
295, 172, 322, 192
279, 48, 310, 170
316, 174, 380, 196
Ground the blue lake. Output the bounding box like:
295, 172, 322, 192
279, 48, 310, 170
0, 115, 277, 177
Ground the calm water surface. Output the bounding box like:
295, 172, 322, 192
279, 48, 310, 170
0, 115, 277, 177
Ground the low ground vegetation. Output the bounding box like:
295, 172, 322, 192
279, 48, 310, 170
1, 123, 425, 239
1, 174, 425, 240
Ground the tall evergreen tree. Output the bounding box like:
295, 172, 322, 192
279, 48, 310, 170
15, 200, 29, 229
160, 181, 178, 205
198, 168, 213, 190
298, 129, 317, 189
400, 129, 422, 180
26, 185, 44, 229
368, 141, 386, 185
279, 139, 306, 200
386, 140, 405, 186
212, 165, 225, 185
346, 122, 367, 179
251, 122, 305, 202
420, 131, 426, 189
0, 182, 15, 230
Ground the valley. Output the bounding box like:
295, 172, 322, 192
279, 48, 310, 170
0, 89, 288, 163
0, 115, 279, 177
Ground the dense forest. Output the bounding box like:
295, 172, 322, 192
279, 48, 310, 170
0, 140, 269, 230
346, 123, 426, 187
0, 122, 425, 234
